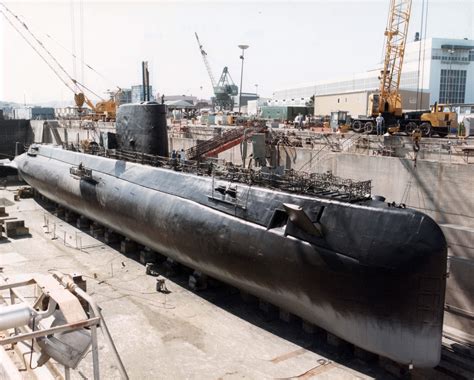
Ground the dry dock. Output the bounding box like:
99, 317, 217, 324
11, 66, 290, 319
2, 185, 473, 379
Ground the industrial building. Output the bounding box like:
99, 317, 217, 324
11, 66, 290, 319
247, 97, 270, 116
313, 89, 429, 117
131, 84, 154, 103
271, 37, 474, 114
162, 95, 198, 104
232, 92, 258, 113
118, 88, 133, 104
12, 106, 55, 120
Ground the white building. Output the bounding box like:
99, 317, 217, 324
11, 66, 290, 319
271, 37, 474, 110
131, 85, 155, 103
247, 97, 270, 116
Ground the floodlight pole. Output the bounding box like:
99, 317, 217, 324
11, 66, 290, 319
238, 44, 249, 114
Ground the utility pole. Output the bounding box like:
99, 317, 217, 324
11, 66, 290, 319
238, 44, 249, 114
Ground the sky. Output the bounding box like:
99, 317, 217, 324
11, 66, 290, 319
1, 0, 473, 105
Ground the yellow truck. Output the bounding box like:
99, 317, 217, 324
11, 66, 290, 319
418, 103, 458, 137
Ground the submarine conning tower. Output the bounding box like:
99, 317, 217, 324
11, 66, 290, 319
116, 102, 168, 156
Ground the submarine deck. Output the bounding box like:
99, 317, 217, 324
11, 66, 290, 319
0, 185, 466, 379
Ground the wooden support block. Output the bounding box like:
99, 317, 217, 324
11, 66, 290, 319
161, 258, 180, 277
378, 356, 411, 378
353, 346, 378, 363
120, 238, 137, 254
5, 220, 29, 238
90, 223, 104, 238
259, 299, 278, 315
302, 320, 315, 334
140, 247, 156, 265
239, 290, 257, 304
64, 211, 76, 223
104, 229, 119, 244
76, 216, 90, 229
54, 207, 65, 217
279, 309, 294, 323
188, 271, 208, 291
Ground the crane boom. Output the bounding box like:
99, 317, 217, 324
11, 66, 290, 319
195, 32, 217, 88
379, 0, 412, 116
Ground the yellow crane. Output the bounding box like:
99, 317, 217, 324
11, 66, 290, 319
375, 0, 411, 117
74, 85, 121, 122
351, 0, 412, 133
351, 0, 457, 137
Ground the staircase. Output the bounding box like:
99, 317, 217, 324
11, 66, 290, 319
186, 126, 265, 160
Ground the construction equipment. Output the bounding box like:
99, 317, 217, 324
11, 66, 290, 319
0, 272, 128, 379
79, 89, 121, 122
351, 0, 413, 133
195, 32, 238, 110
351, 0, 457, 137
419, 102, 458, 137
72, 80, 121, 121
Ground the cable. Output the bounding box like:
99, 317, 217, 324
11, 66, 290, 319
74, 80, 104, 101
1, 2, 108, 101
415, 0, 425, 110
79, 0, 85, 84
70, 0, 77, 89
419, 0, 429, 108
43, 32, 113, 85
0, 10, 76, 94
1, 3, 78, 92
6, 1, 115, 88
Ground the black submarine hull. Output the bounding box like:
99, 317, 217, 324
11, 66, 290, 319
16, 145, 447, 367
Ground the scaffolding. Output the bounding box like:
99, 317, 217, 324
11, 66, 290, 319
103, 149, 372, 202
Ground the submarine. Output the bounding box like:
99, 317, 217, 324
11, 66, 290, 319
14, 103, 447, 367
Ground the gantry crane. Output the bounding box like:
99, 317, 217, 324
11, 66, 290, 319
195, 32, 238, 110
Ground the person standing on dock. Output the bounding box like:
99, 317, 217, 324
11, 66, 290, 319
299, 114, 304, 130
376, 113, 384, 136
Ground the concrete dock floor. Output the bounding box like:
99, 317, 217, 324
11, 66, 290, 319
0, 186, 431, 379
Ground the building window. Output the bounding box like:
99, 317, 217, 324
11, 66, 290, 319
439, 69, 467, 104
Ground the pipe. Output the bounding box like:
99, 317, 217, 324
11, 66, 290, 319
0, 303, 34, 330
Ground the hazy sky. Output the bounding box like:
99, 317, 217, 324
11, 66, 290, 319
1, 0, 473, 104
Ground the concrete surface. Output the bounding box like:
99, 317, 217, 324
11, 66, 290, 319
0, 186, 389, 380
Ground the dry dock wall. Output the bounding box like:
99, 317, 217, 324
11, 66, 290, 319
295, 152, 474, 228
0, 120, 32, 158
30, 120, 115, 146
